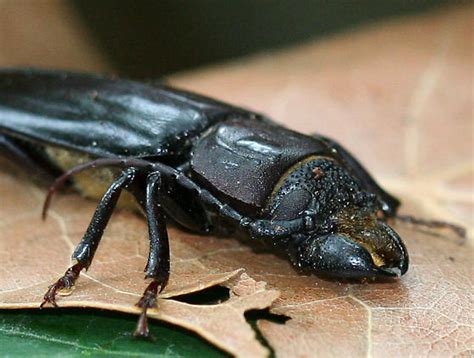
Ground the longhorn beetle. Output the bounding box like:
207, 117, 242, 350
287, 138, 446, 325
0, 69, 464, 337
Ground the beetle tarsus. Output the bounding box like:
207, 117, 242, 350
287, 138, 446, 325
395, 214, 466, 242
40, 262, 83, 308
41, 169, 138, 308
134, 310, 152, 339
133, 280, 160, 339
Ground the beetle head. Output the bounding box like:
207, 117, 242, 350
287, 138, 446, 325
290, 208, 408, 278
267, 157, 408, 278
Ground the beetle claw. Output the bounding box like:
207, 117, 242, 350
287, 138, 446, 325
133, 280, 160, 339
39, 262, 83, 308
40, 285, 58, 308
133, 309, 154, 339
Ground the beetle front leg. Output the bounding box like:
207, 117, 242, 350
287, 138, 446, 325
170, 169, 318, 240
40, 168, 137, 308
134, 171, 170, 338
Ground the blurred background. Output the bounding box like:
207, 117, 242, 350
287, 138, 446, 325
0, 0, 465, 78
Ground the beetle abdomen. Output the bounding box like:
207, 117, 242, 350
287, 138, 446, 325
43, 145, 138, 210
0, 69, 249, 160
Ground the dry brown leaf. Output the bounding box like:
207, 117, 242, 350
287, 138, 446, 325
1, 4, 473, 358
0, 168, 279, 357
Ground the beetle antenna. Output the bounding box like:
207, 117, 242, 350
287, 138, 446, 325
42, 158, 153, 220
395, 214, 466, 242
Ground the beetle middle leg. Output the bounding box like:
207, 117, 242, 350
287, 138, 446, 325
133, 171, 170, 338
40, 167, 137, 308
169, 169, 312, 239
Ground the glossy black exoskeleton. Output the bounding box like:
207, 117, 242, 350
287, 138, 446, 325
0, 69, 409, 337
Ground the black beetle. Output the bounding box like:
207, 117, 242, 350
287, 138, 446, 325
0, 68, 412, 337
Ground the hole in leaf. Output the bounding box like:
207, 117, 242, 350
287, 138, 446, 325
171, 285, 230, 305
245, 308, 290, 357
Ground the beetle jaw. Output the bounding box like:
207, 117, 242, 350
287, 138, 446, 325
289, 213, 409, 279
334, 209, 409, 277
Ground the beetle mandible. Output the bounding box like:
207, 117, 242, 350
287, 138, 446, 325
0, 69, 414, 337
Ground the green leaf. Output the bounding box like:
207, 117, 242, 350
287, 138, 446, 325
0, 309, 227, 357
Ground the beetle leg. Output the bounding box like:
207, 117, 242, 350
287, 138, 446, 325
160, 190, 213, 234
41, 157, 311, 255
395, 214, 466, 241
170, 171, 244, 222
161, 163, 213, 233
243, 217, 309, 239
40, 168, 137, 308
134, 171, 170, 338
169, 170, 315, 240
